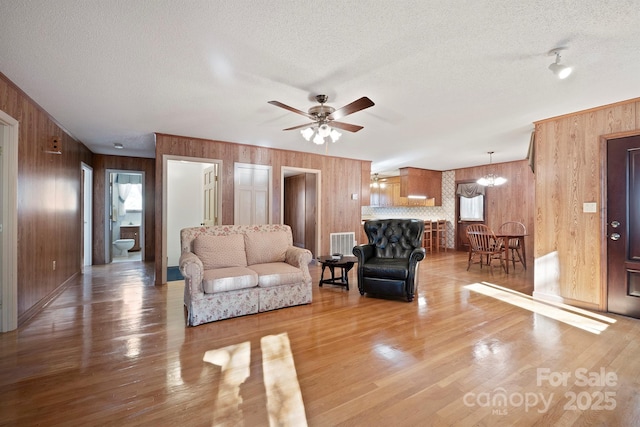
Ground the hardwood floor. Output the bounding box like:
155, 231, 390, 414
1, 252, 639, 426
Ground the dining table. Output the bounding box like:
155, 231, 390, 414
494, 232, 527, 274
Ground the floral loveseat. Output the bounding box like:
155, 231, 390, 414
179, 224, 312, 326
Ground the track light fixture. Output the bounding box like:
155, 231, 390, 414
548, 48, 572, 79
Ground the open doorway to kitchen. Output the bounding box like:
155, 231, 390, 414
105, 170, 145, 264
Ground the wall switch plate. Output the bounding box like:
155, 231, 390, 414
351, 193, 358, 200
583, 202, 597, 213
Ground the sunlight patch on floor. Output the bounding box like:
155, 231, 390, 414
203, 333, 307, 427
203, 342, 251, 426
465, 282, 616, 334
261, 333, 308, 427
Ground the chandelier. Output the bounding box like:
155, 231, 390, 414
370, 173, 386, 188
477, 151, 507, 187
300, 122, 341, 145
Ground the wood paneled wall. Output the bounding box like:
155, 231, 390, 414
154, 134, 370, 284
92, 155, 156, 264
534, 98, 640, 310
454, 159, 535, 263
0, 72, 93, 324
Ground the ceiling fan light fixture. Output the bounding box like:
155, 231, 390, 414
268, 95, 375, 147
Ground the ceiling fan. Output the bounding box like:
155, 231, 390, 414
268, 94, 375, 144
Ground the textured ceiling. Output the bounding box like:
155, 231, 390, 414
1, 0, 639, 172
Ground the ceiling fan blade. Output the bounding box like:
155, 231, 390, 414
328, 97, 375, 121
282, 122, 315, 131
268, 100, 313, 119
329, 121, 364, 133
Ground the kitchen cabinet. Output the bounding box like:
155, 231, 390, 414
369, 175, 437, 207
370, 177, 395, 206
400, 167, 442, 206
120, 226, 141, 251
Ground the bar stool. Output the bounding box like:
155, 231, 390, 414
435, 220, 447, 252
423, 221, 434, 254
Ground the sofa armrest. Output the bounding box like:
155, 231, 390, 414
285, 246, 313, 283
179, 251, 204, 293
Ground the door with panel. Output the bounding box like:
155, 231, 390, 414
607, 135, 640, 318
203, 164, 219, 226
234, 163, 271, 225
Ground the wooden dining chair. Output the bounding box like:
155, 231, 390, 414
465, 224, 505, 272
498, 221, 527, 270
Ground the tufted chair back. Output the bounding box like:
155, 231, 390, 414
364, 219, 424, 258
353, 218, 426, 302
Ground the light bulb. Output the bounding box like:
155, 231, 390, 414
329, 129, 341, 142
300, 127, 314, 141
313, 133, 324, 145
318, 124, 331, 137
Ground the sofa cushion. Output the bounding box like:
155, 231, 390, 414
244, 231, 289, 266
249, 262, 305, 288
202, 267, 258, 294
193, 234, 247, 270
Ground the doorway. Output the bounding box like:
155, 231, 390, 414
281, 167, 321, 258
105, 170, 145, 264
161, 155, 223, 284
606, 134, 640, 318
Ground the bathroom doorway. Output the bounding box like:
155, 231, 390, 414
105, 170, 145, 263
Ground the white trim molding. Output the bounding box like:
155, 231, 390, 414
0, 109, 19, 332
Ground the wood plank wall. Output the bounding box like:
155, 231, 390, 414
534, 98, 640, 310
0, 72, 93, 323
154, 133, 371, 285
454, 159, 535, 264
92, 155, 156, 264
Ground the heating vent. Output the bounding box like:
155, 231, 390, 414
330, 232, 356, 256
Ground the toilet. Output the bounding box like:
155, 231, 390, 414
113, 239, 135, 257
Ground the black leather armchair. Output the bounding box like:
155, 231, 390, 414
352, 219, 425, 302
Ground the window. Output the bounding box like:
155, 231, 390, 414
460, 195, 484, 221
456, 183, 485, 221
124, 184, 143, 211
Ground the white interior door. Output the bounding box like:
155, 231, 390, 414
234, 163, 271, 225
82, 163, 93, 266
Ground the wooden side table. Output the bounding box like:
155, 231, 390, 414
317, 255, 358, 290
